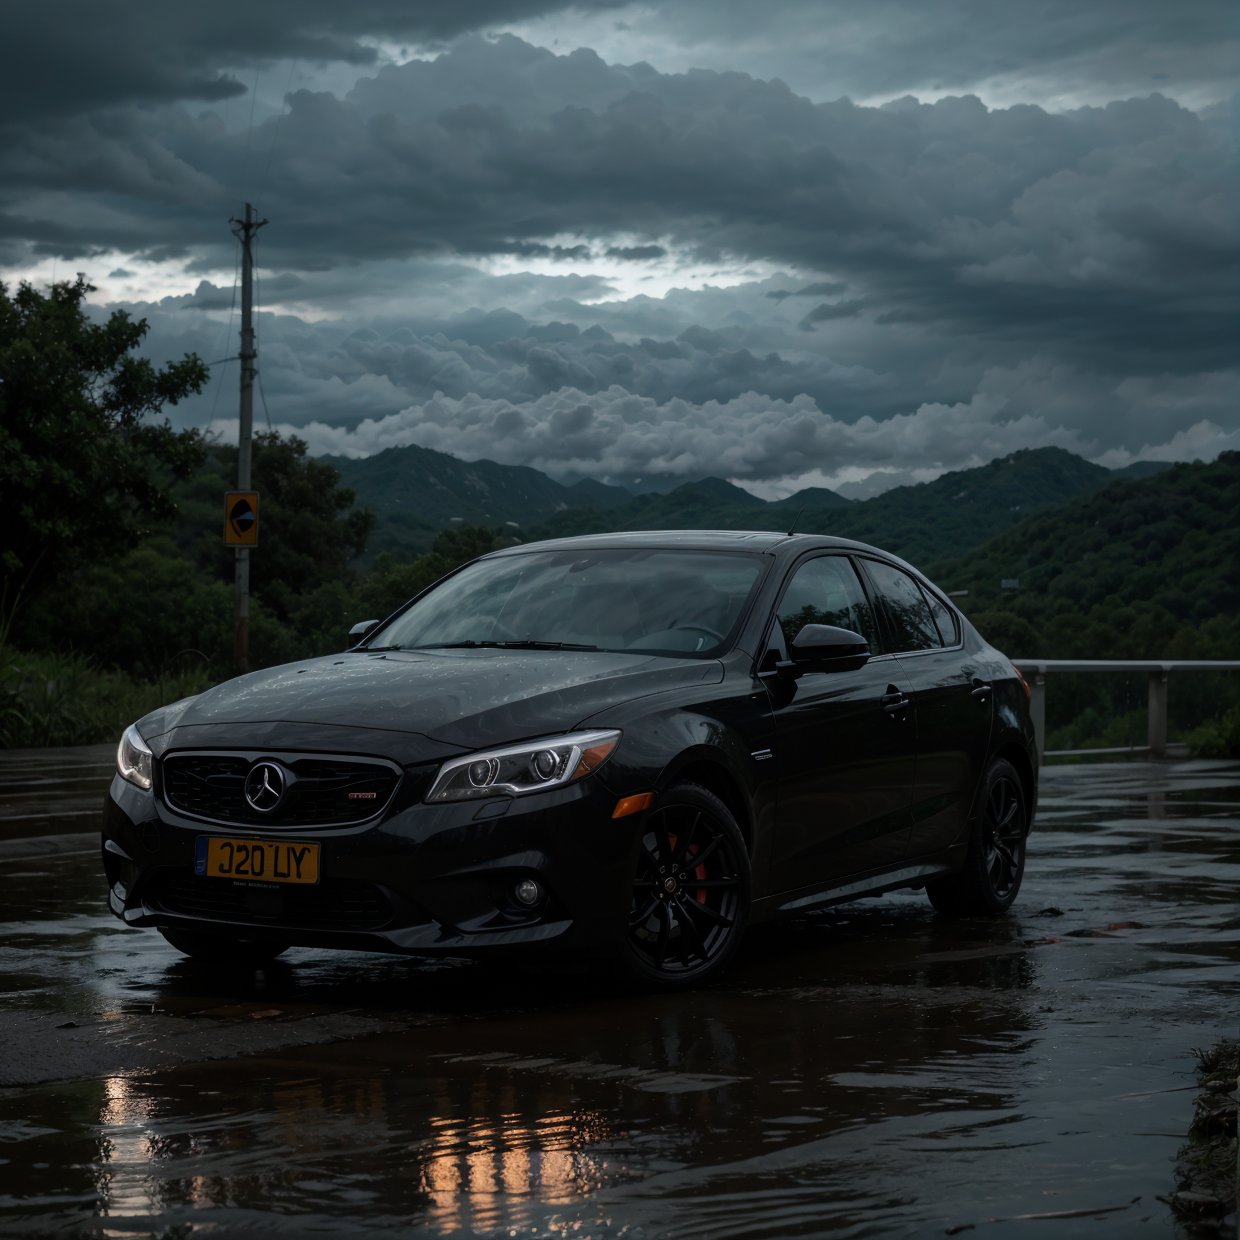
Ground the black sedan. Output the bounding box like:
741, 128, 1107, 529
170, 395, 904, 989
104, 530, 1037, 988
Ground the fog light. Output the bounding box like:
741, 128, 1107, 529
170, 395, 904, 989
514, 878, 543, 907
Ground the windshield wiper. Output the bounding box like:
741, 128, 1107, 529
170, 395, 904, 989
496, 640, 600, 651
417, 640, 599, 651
360, 645, 404, 652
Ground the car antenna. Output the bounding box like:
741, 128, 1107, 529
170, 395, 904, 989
786, 507, 804, 537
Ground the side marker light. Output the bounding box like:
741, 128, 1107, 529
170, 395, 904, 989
612, 792, 655, 819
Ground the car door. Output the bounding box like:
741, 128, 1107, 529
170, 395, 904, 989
762, 553, 918, 894
857, 557, 993, 861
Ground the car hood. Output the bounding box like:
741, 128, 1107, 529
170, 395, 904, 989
148, 648, 723, 755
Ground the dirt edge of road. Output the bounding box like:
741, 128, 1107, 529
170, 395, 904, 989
1171, 1039, 1239, 1233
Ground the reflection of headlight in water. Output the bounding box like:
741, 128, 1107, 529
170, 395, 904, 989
419, 1110, 613, 1231
99, 1075, 202, 1213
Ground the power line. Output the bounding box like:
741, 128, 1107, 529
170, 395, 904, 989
255, 59, 297, 214
207, 251, 241, 429
241, 65, 261, 198
252, 238, 273, 433
257, 370, 274, 434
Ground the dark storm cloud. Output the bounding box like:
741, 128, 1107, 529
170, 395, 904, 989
767, 281, 850, 301
495, 241, 593, 259
58, 37, 1230, 362
605, 245, 668, 260
124, 271, 1236, 489
626, 0, 1238, 106
145, 290, 887, 414
1, 1, 622, 120
252, 364, 1238, 485
9, 36, 1223, 370
5, 23, 1237, 489
799, 299, 867, 328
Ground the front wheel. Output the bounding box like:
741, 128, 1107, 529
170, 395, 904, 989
620, 783, 751, 990
926, 758, 1028, 917
159, 927, 290, 967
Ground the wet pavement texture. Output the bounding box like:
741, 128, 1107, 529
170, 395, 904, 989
0, 760, 1237, 1238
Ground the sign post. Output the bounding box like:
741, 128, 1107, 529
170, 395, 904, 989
224, 491, 260, 548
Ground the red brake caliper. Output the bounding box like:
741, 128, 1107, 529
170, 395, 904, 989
667, 833, 709, 905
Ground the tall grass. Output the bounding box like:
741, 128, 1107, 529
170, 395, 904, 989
0, 649, 213, 748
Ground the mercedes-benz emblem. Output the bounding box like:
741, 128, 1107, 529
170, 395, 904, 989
244, 761, 285, 813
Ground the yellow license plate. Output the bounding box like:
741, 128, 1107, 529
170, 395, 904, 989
195, 836, 320, 885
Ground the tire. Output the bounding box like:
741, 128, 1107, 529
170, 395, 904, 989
619, 783, 751, 990
926, 758, 1028, 917
159, 927, 290, 966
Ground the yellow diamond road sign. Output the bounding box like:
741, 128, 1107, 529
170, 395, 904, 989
224, 491, 259, 546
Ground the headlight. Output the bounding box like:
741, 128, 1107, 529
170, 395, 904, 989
116, 724, 153, 791
426, 729, 620, 803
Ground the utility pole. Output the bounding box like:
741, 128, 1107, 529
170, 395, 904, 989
229, 203, 267, 673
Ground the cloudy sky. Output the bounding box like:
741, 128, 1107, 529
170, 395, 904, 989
4, 0, 1237, 497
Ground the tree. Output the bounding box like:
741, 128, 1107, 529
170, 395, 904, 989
18, 429, 378, 675
0, 276, 208, 615
173, 431, 375, 625
355, 527, 515, 625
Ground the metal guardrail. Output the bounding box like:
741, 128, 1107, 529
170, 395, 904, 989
1012, 660, 1240, 764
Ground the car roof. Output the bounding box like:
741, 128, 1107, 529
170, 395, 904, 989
485, 529, 891, 558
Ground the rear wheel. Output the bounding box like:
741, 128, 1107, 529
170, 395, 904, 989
620, 783, 750, 989
926, 758, 1028, 917
159, 927, 290, 966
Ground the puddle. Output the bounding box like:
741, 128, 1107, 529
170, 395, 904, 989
0, 760, 1236, 1236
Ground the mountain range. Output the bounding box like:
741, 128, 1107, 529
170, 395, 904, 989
326, 442, 1168, 567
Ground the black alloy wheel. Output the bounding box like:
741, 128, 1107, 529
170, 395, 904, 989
622, 783, 750, 988
159, 927, 290, 967
926, 757, 1028, 917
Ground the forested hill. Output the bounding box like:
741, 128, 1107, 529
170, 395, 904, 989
329, 441, 1167, 564
930, 452, 1240, 660
527, 446, 1142, 565
324, 443, 631, 554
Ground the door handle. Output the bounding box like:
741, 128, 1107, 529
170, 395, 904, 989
971, 679, 992, 702
881, 688, 910, 715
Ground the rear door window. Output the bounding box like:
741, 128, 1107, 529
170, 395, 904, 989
923, 586, 960, 647
861, 559, 943, 652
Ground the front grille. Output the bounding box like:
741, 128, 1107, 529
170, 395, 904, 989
147, 871, 395, 932
161, 752, 402, 828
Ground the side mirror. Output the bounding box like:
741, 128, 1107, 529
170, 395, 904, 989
348, 619, 380, 647
789, 624, 870, 672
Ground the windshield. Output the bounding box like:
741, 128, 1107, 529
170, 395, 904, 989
370, 548, 767, 657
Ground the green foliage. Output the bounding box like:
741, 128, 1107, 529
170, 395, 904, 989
354, 526, 517, 625
20, 544, 232, 681
0, 648, 211, 748
13, 431, 377, 679
3, 329, 1236, 755
326, 442, 629, 554
341, 443, 1138, 564
828, 446, 1116, 563
172, 432, 375, 624
930, 453, 1240, 649
1187, 705, 1240, 759
931, 455, 1240, 750
0, 276, 207, 602
964, 609, 1040, 657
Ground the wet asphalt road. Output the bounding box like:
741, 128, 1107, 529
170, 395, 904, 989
0, 760, 1237, 1238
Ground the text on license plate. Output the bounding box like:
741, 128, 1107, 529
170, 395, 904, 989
195, 836, 320, 884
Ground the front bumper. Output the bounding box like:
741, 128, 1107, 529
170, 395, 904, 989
102, 771, 642, 959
